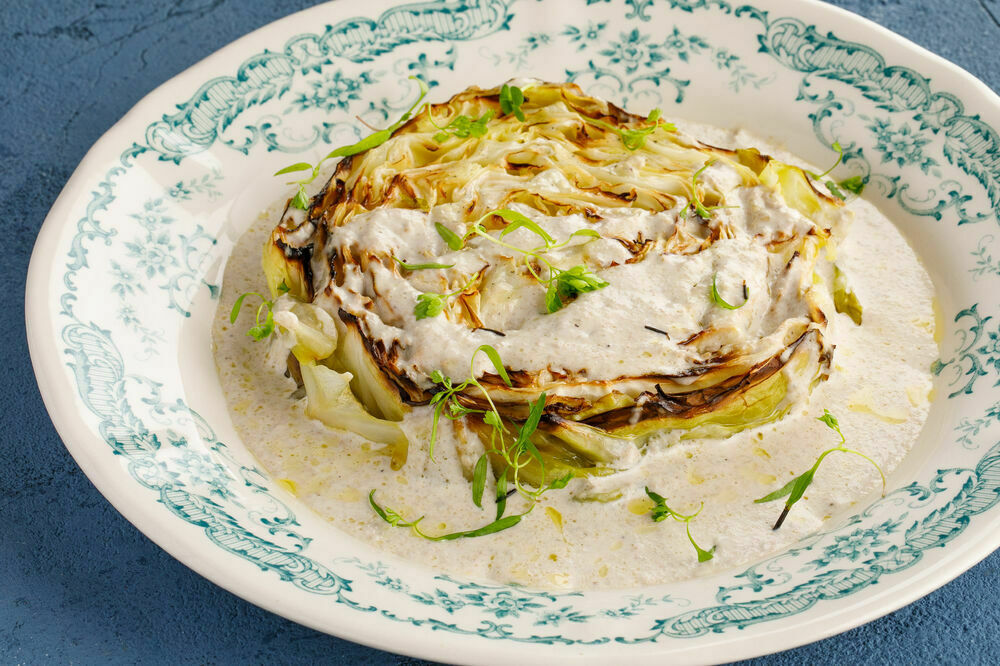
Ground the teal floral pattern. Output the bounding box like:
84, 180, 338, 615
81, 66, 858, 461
44, 0, 1000, 652
563, 20, 770, 106
561, 21, 607, 50
167, 168, 223, 200
291, 71, 379, 113
808, 518, 902, 567
955, 400, 1000, 449
935, 304, 1000, 398
970, 235, 1000, 279
868, 117, 937, 172
601, 29, 666, 74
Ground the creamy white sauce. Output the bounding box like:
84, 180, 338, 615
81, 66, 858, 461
319, 163, 826, 390
212, 124, 936, 590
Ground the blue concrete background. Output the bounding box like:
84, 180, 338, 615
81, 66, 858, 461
3, 0, 999, 663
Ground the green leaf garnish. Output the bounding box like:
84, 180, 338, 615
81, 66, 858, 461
710, 273, 748, 310
230, 291, 278, 341
290, 186, 311, 211
688, 160, 740, 219
275, 76, 430, 210
445, 208, 608, 315
644, 486, 715, 562
583, 108, 675, 151
545, 472, 574, 492
482, 410, 502, 428
495, 468, 509, 520
805, 142, 865, 200
434, 222, 464, 251
431, 110, 494, 142
369, 490, 524, 541
273, 162, 314, 176
499, 84, 526, 121
809, 141, 844, 180
394, 256, 455, 271
476, 344, 513, 387
545, 265, 609, 313
374, 350, 573, 540
414, 292, 448, 320
411, 270, 481, 320
838, 174, 866, 196
755, 409, 886, 530
472, 454, 488, 508
494, 209, 555, 246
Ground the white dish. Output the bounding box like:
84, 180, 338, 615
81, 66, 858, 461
26, 0, 1000, 662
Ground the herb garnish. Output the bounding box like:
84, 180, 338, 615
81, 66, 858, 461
369, 489, 525, 540
755, 409, 886, 530
275, 76, 430, 210
369, 347, 574, 541
806, 142, 866, 200
690, 160, 739, 219
584, 108, 675, 151
230, 291, 279, 341
429, 110, 494, 143
426, 345, 513, 460
710, 273, 748, 310
393, 256, 455, 271
433, 208, 606, 314
644, 487, 715, 562
544, 265, 609, 313
414, 273, 479, 320
499, 83, 526, 121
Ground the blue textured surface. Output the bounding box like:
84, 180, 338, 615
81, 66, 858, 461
4, 0, 1000, 663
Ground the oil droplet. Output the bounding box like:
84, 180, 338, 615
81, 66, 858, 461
628, 497, 654, 515
932, 297, 943, 345
334, 487, 361, 502
547, 573, 570, 587
848, 388, 908, 424
740, 467, 777, 486
905, 384, 927, 407
686, 467, 705, 485
545, 506, 564, 532
752, 445, 771, 459
276, 478, 298, 495
598, 564, 608, 577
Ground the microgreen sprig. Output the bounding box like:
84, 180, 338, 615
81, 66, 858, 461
434, 208, 607, 314
805, 142, 867, 200
710, 273, 748, 310
583, 108, 676, 151
369, 346, 575, 541
644, 487, 715, 562
393, 256, 455, 271
690, 160, 739, 220
499, 83, 526, 121
428, 109, 495, 143
414, 272, 479, 320
229, 282, 288, 341
426, 345, 513, 460
755, 409, 886, 530
275, 76, 430, 210
369, 489, 526, 540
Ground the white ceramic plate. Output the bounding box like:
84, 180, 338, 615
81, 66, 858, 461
26, 0, 1000, 663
